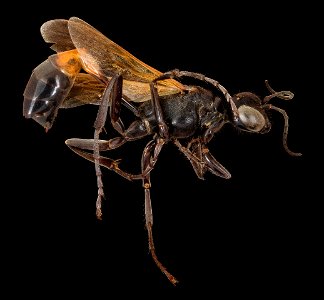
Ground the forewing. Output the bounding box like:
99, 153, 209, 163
40, 17, 185, 102
67, 17, 184, 91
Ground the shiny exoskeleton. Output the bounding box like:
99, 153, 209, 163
23, 17, 302, 286
23, 50, 81, 130
48, 71, 301, 286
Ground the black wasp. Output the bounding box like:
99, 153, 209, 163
23, 17, 301, 285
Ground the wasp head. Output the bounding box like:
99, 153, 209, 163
232, 80, 301, 157
233, 92, 271, 134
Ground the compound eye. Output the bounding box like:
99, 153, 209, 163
238, 105, 266, 132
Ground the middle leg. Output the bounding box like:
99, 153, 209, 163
140, 137, 178, 285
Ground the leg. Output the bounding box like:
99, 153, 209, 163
65, 117, 151, 180
174, 138, 206, 179
174, 138, 231, 179
153, 69, 239, 121
94, 75, 125, 135
202, 146, 231, 179
92, 74, 149, 218
141, 138, 178, 285
149, 82, 169, 140
93, 75, 123, 219
65, 142, 144, 181
68, 118, 149, 152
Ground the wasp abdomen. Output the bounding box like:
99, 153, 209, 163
23, 57, 76, 130
23, 50, 80, 130
23, 59, 73, 130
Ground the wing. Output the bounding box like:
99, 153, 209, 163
61, 73, 104, 108
41, 17, 186, 102
41, 19, 74, 52
62, 73, 162, 107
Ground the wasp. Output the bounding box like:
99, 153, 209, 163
23, 17, 301, 286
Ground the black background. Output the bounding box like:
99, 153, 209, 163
5, 1, 319, 297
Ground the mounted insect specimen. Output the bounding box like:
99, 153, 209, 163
23, 17, 301, 285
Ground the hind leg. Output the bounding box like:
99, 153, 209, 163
69, 74, 148, 218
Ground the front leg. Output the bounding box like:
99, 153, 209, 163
174, 138, 231, 179
173, 138, 205, 179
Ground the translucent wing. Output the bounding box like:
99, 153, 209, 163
41, 19, 74, 52
41, 17, 185, 102
62, 73, 166, 107
61, 73, 104, 108
67, 17, 184, 90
